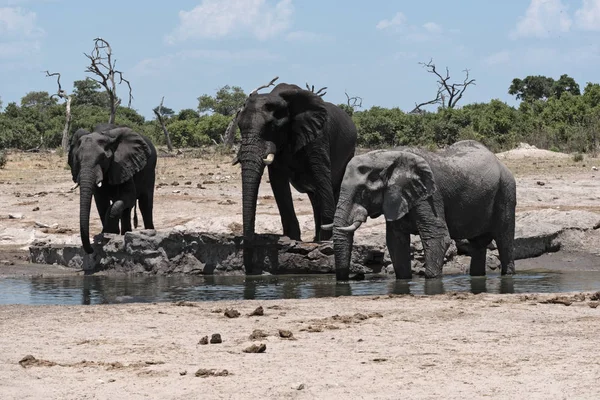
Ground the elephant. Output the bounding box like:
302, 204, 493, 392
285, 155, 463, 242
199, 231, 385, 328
235, 83, 357, 274
326, 140, 516, 281
68, 123, 157, 254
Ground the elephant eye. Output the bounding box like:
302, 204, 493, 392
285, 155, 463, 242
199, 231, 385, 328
357, 165, 369, 175
272, 107, 288, 120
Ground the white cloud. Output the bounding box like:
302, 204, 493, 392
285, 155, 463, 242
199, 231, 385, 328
132, 49, 278, 76
483, 50, 511, 66
166, 0, 293, 43
511, 0, 571, 39
575, 0, 600, 31
376, 12, 406, 30
422, 22, 442, 34
0, 7, 44, 37
285, 30, 330, 42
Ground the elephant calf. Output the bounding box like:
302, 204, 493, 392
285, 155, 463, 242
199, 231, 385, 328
326, 140, 516, 280
68, 124, 157, 254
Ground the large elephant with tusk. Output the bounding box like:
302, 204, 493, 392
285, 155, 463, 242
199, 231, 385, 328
68, 123, 157, 254
235, 83, 357, 274
325, 140, 516, 281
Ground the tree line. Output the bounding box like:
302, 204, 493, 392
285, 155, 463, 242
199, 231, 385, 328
2, 73, 600, 155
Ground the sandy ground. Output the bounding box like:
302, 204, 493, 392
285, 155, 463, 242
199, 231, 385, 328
2, 144, 600, 399
1, 293, 600, 399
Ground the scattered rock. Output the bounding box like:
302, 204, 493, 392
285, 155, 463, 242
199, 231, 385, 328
179, 371, 187, 376
8, 213, 23, 219
185, 181, 192, 185
19, 355, 56, 368
358, 339, 364, 342
368, 312, 383, 318
195, 368, 230, 378
108, 379, 116, 383
32, 207, 39, 212
248, 306, 264, 316
353, 313, 369, 321
243, 343, 266, 353
198, 336, 209, 345
249, 330, 268, 340
536, 181, 546, 186
305, 325, 323, 333
218, 199, 236, 205
278, 329, 294, 339
172, 190, 181, 194
295, 383, 306, 391
373, 358, 388, 363
197, 183, 205, 189
171, 182, 180, 186
224, 308, 240, 318
588, 301, 599, 309
210, 334, 222, 344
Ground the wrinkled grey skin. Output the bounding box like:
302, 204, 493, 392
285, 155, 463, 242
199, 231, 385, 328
330, 140, 516, 280
68, 123, 157, 254
237, 83, 357, 274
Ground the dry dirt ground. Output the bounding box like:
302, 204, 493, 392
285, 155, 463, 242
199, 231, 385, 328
1, 145, 600, 399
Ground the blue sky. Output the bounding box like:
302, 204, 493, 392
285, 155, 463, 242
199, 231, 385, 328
1, 0, 600, 119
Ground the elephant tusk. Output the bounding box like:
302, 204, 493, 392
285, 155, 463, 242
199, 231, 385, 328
70, 183, 80, 191
321, 223, 334, 231
97, 182, 102, 188
231, 155, 240, 166
263, 153, 275, 165
338, 221, 363, 232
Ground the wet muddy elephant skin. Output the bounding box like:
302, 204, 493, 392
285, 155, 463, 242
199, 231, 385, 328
329, 140, 516, 280
68, 123, 157, 254
236, 83, 357, 274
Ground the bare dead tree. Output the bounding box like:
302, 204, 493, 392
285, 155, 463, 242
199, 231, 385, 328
84, 38, 133, 124
345, 90, 363, 110
223, 76, 279, 148
305, 83, 327, 97
44, 71, 72, 152
153, 96, 173, 152
411, 59, 476, 113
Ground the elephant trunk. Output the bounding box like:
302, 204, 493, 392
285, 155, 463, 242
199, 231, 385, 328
79, 168, 96, 254
240, 145, 266, 274
333, 188, 366, 280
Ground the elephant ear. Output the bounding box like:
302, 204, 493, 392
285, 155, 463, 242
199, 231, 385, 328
382, 151, 436, 222
68, 128, 91, 183
279, 88, 327, 152
102, 127, 151, 185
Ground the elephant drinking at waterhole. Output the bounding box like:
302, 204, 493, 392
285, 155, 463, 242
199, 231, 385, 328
324, 140, 516, 280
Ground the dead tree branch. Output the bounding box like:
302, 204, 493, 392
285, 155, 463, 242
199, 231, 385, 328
44, 70, 72, 152
84, 38, 133, 124
345, 91, 363, 109
223, 76, 280, 148
305, 83, 327, 97
153, 96, 173, 152
413, 59, 476, 112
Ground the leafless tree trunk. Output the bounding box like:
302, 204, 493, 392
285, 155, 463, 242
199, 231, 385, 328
345, 90, 363, 109
44, 71, 72, 152
411, 59, 476, 113
153, 96, 173, 152
84, 38, 132, 124
306, 83, 327, 97
223, 76, 279, 148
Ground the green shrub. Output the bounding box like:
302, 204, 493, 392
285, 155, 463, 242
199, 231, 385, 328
0, 151, 6, 169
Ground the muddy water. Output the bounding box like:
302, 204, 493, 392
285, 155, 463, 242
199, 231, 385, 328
1, 271, 600, 305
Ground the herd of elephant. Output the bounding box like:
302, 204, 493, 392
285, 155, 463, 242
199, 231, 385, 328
69, 83, 517, 281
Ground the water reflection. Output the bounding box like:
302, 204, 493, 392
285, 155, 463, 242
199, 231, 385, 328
0, 271, 599, 305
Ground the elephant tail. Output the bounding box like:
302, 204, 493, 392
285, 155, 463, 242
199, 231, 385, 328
133, 202, 139, 229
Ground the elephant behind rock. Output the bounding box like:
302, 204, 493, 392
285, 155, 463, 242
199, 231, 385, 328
329, 140, 516, 280
68, 124, 157, 254
236, 83, 357, 274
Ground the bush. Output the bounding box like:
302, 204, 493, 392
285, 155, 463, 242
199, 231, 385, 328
573, 152, 584, 162
0, 151, 6, 169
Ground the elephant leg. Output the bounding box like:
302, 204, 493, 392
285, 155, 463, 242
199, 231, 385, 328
307, 192, 322, 242
94, 193, 111, 231
386, 221, 412, 279
469, 246, 487, 276
495, 227, 516, 275
268, 166, 301, 240
103, 203, 120, 234
468, 234, 493, 276
120, 207, 132, 234
138, 193, 155, 230
412, 198, 451, 279
306, 159, 335, 242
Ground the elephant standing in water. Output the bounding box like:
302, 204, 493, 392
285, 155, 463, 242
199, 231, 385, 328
236, 83, 357, 274
68, 124, 157, 254
326, 140, 516, 280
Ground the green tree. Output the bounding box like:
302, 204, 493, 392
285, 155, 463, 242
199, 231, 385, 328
583, 83, 600, 108
553, 74, 581, 98
177, 108, 200, 120
20, 91, 57, 109
198, 85, 247, 116
72, 78, 111, 108
152, 104, 175, 118
509, 76, 555, 102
